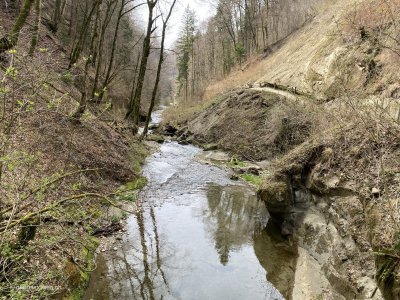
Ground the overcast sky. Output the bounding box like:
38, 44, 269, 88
134, 0, 216, 48
167, 0, 215, 46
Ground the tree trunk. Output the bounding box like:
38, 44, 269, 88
97, 0, 125, 103
50, 0, 62, 32
71, 56, 91, 120
72, 0, 102, 120
0, 0, 35, 53
69, 0, 97, 67
29, 0, 41, 55
128, 52, 141, 110
141, 0, 177, 137
91, 0, 117, 100
125, 0, 157, 125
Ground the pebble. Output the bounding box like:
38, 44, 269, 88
113, 247, 118, 251
371, 187, 381, 195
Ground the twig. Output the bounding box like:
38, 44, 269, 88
0, 168, 100, 216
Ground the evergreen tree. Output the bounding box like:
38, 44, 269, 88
176, 6, 196, 101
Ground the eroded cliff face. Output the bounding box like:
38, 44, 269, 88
259, 178, 383, 299
258, 134, 400, 299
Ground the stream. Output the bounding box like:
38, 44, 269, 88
84, 109, 293, 300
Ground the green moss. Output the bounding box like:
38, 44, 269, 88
116, 176, 147, 202
129, 141, 149, 173
122, 176, 147, 191
240, 173, 262, 186
227, 155, 247, 168
115, 191, 137, 202
64, 236, 99, 300
60, 71, 74, 84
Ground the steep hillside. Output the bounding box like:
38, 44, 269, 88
163, 0, 400, 298
204, 0, 400, 106
0, 4, 148, 299
174, 89, 312, 161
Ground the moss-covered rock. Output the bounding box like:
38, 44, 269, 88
258, 175, 294, 213
146, 134, 165, 143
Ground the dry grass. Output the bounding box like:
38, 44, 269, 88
202, 0, 352, 101
271, 96, 400, 247
162, 94, 226, 125
174, 89, 321, 161
201, 0, 400, 105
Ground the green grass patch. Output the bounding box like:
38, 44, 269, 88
129, 140, 149, 173
227, 155, 247, 168
116, 176, 147, 202
240, 173, 263, 186
122, 176, 147, 191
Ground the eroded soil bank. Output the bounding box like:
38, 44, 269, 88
160, 88, 400, 299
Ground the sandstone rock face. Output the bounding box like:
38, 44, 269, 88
259, 170, 383, 299
294, 206, 383, 300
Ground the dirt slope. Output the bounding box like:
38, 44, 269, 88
204, 0, 400, 107
180, 89, 311, 161
0, 5, 146, 299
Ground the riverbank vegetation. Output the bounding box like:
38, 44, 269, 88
0, 0, 178, 297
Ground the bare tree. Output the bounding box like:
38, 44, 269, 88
141, 0, 177, 137
125, 0, 158, 125
28, 0, 41, 55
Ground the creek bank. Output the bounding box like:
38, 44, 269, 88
165, 124, 385, 298
259, 169, 383, 299
159, 88, 313, 161
258, 129, 400, 299
160, 89, 400, 299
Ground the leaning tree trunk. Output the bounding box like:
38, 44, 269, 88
128, 52, 141, 108
69, 0, 97, 67
91, 0, 117, 100
71, 1, 101, 120
71, 55, 91, 120
0, 0, 35, 53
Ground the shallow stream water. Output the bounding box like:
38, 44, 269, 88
84, 112, 291, 299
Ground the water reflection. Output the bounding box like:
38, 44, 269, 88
254, 221, 298, 299
203, 184, 269, 265
84, 142, 284, 300
85, 205, 173, 299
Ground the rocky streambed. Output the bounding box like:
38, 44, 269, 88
84, 141, 291, 300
